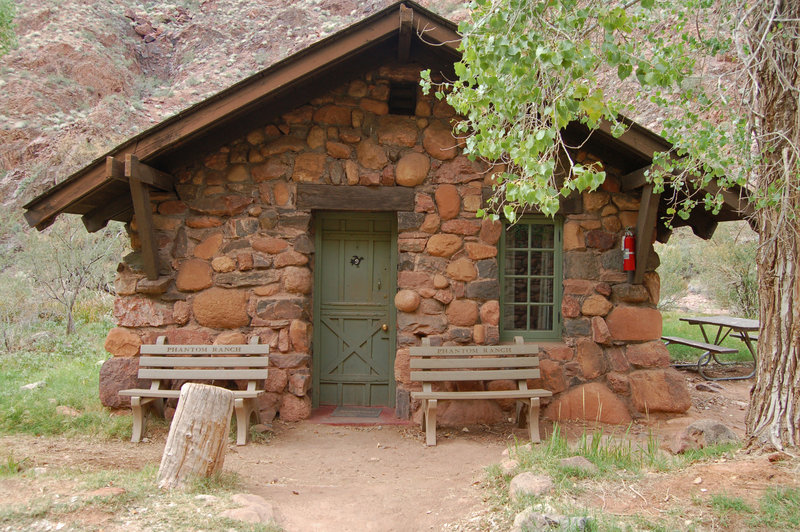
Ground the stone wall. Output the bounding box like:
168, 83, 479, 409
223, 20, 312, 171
100, 63, 690, 425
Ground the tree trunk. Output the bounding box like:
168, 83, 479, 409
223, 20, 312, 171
744, 0, 800, 451
157, 383, 234, 489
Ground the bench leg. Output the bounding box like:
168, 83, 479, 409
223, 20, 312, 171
528, 397, 541, 443
424, 399, 437, 446
234, 398, 261, 446
130, 397, 145, 443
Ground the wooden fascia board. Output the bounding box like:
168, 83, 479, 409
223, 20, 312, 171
596, 120, 670, 161
412, 11, 460, 53
633, 183, 661, 284
296, 183, 415, 211
398, 4, 413, 62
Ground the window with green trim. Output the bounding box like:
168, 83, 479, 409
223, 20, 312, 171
500, 217, 563, 340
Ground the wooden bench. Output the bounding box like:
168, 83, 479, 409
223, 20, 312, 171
662, 335, 739, 380
119, 336, 269, 446
410, 336, 552, 446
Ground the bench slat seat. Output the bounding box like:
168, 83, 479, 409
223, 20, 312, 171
662, 336, 738, 353
409, 337, 551, 446
412, 389, 553, 400
118, 336, 268, 446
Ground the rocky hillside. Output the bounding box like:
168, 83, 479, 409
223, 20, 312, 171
0, 0, 467, 209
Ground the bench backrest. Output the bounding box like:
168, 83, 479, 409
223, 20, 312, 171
409, 336, 539, 383
139, 336, 269, 390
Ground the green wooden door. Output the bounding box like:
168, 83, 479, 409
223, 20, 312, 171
314, 212, 396, 407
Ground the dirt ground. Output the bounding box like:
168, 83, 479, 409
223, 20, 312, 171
2, 372, 798, 531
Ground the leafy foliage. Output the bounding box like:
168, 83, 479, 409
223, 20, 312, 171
421, 0, 757, 222
0, 0, 14, 56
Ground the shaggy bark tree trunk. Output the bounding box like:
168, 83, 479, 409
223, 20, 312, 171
744, 0, 800, 451
157, 383, 234, 489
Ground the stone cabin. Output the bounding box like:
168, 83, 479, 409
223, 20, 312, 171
24, 2, 748, 427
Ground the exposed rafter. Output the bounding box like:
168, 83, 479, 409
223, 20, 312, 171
125, 154, 163, 280
633, 183, 661, 285
398, 4, 413, 62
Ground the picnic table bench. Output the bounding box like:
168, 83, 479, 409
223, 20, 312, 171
119, 336, 269, 445
410, 336, 551, 446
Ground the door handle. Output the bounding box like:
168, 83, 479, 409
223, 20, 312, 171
381, 324, 389, 332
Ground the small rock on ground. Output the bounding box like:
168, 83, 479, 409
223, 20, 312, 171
509, 472, 553, 500
500, 458, 519, 476
220, 493, 278, 524
559, 456, 599, 475
512, 507, 594, 532
671, 419, 740, 454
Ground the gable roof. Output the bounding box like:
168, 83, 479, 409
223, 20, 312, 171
23, 0, 749, 240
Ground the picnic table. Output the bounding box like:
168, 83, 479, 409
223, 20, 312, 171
664, 315, 759, 381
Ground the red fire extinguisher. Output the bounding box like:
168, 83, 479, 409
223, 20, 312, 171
622, 229, 636, 271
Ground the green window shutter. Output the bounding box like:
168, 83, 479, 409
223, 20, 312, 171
499, 216, 563, 341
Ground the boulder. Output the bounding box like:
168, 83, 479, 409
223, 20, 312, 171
279, 394, 312, 421
104, 327, 141, 357
193, 288, 250, 328
176, 259, 213, 292
446, 300, 479, 327
99, 357, 148, 408
628, 369, 691, 413
446, 258, 477, 282
394, 289, 421, 312
395, 152, 430, 186
671, 420, 741, 454
544, 383, 631, 424
283, 266, 313, 294
626, 341, 670, 368
423, 121, 458, 160
605, 306, 662, 341
434, 184, 460, 220
356, 139, 388, 169
509, 472, 554, 500
479, 300, 500, 325
575, 339, 605, 380
426, 234, 463, 257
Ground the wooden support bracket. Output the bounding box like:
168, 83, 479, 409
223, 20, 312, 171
126, 155, 160, 280
633, 183, 661, 284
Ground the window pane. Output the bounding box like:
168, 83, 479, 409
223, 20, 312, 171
506, 224, 529, 248
529, 279, 554, 303
530, 305, 554, 330
530, 224, 554, 249
503, 304, 528, 330
529, 251, 554, 276
512, 278, 528, 303
504, 249, 529, 275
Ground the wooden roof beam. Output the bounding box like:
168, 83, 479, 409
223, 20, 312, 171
82, 196, 133, 232
633, 183, 661, 284
126, 155, 162, 279
398, 4, 413, 63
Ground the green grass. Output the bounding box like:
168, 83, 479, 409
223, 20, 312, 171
0, 318, 131, 439
661, 311, 754, 364
749, 487, 800, 529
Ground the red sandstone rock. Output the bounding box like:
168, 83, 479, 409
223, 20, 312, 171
193, 233, 223, 260
307, 126, 325, 150
562, 296, 581, 319
480, 300, 500, 325
426, 234, 463, 257
606, 306, 662, 341
563, 279, 596, 295
626, 341, 671, 368
606, 372, 630, 394
356, 139, 388, 169
188, 195, 252, 216
252, 236, 289, 254
436, 399, 504, 427
394, 289, 421, 312
576, 338, 605, 380
473, 324, 486, 344
377, 115, 418, 146
288, 372, 312, 396
359, 98, 389, 115
540, 359, 568, 394
563, 222, 585, 251
542, 344, 573, 361
415, 192, 436, 213
313, 105, 352, 125
264, 367, 288, 393
581, 294, 613, 316
238, 253, 254, 271
628, 369, 691, 413
186, 216, 223, 228
604, 346, 630, 372
326, 141, 352, 159
398, 271, 434, 290
423, 121, 458, 160
173, 301, 191, 325
158, 200, 186, 215
114, 297, 174, 327
441, 219, 480, 235
280, 394, 312, 421
585, 230, 616, 250
252, 158, 290, 181
283, 266, 313, 294
283, 106, 313, 124
435, 184, 460, 220
272, 181, 291, 206
274, 250, 309, 268
420, 213, 440, 233
446, 258, 477, 282
583, 191, 610, 211
211, 256, 236, 273
544, 382, 632, 424
479, 218, 502, 245
193, 288, 250, 328
396, 152, 430, 187
214, 331, 247, 344
465, 243, 497, 260
99, 357, 148, 409
103, 327, 141, 357
290, 320, 310, 353
434, 155, 485, 184
591, 316, 612, 345
394, 347, 410, 386
433, 274, 450, 289
176, 259, 213, 292
292, 153, 326, 182
643, 272, 661, 305
447, 299, 479, 327
227, 165, 249, 182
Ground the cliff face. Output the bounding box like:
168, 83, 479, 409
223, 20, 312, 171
0, 0, 467, 208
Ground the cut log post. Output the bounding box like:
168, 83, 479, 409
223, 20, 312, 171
157, 383, 234, 490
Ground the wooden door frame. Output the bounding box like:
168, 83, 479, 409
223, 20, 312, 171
311, 211, 397, 408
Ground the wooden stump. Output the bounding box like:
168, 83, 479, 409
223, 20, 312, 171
157, 383, 234, 489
